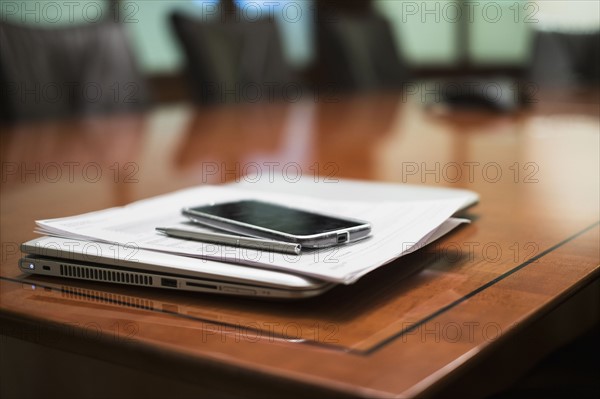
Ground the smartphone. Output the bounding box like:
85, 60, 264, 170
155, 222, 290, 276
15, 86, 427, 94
182, 200, 371, 248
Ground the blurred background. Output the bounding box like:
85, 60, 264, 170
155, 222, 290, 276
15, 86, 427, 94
1, 0, 598, 122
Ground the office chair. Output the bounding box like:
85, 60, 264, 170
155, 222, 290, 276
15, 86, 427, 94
0, 20, 149, 123
319, 13, 409, 92
528, 30, 600, 88
170, 12, 295, 105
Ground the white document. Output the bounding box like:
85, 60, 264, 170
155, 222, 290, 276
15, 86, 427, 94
36, 186, 469, 284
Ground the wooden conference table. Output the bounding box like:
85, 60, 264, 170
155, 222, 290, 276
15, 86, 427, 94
1, 90, 598, 398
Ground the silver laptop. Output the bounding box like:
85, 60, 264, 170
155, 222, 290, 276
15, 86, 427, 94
20, 236, 333, 299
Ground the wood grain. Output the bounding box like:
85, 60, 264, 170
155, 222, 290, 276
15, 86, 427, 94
1, 91, 598, 398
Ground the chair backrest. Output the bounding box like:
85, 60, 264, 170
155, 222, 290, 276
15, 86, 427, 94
171, 12, 295, 105
528, 30, 600, 88
319, 13, 409, 92
0, 20, 149, 123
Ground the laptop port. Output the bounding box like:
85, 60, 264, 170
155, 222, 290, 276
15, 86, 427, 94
186, 282, 218, 290
161, 278, 177, 288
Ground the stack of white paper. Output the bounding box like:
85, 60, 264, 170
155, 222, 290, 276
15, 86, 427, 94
35, 185, 469, 284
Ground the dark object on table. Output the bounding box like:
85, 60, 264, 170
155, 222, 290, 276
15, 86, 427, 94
434, 77, 524, 113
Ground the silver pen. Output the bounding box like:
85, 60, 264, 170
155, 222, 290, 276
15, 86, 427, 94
155, 227, 301, 255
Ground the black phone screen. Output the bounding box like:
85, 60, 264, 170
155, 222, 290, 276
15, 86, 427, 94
189, 200, 364, 236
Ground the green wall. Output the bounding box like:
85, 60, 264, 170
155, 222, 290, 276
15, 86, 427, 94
375, 0, 533, 66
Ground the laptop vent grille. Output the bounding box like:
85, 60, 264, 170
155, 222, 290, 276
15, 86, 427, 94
61, 286, 154, 310
59, 264, 154, 286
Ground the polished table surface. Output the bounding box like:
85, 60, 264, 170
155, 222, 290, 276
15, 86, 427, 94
1, 91, 599, 398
